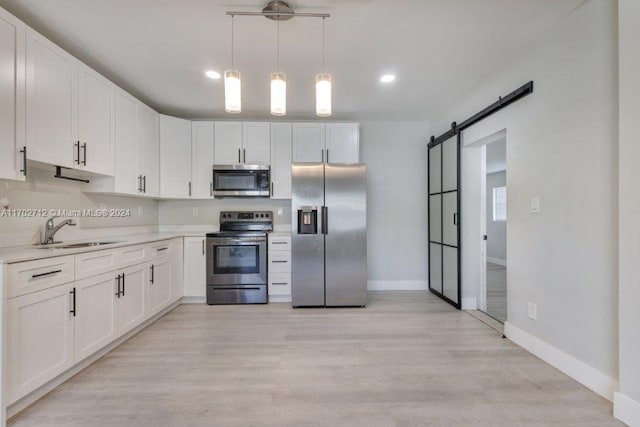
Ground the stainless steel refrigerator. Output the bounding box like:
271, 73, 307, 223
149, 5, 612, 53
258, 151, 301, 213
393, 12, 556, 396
291, 163, 367, 307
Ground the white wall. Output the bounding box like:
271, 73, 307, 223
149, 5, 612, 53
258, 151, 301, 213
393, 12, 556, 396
360, 121, 430, 290
615, 0, 640, 424
0, 167, 159, 247
433, 0, 618, 397
486, 171, 506, 262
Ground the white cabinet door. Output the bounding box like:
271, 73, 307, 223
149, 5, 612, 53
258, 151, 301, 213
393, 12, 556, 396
114, 90, 140, 195
148, 257, 172, 313
242, 122, 270, 164
191, 121, 214, 198
270, 122, 292, 199
160, 114, 192, 198
77, 65, 114, 175
25, 28, 77, 168
214, 121, 242, 164
293, 122, 325, 163
183, 237, 206, 298
6, 283, 74, 405
139, 105, 160, 196
325, 123, 359, 164
74, 272, 117, 362
171, 239, 184, 301
117, 263, 146, 335
0, 8, 26, 181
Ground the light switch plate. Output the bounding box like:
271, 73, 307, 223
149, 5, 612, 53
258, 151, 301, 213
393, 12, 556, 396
277, 207, 284, 216
193, 207, 199, 217
528, 302, 537, 320
531, 196, 541, 213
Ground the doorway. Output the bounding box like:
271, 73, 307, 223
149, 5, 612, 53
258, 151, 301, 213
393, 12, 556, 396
483, 139, 507, 322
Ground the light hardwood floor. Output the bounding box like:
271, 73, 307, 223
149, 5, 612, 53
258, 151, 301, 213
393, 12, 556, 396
486, 262, 507, 322
8, 291, 621, 427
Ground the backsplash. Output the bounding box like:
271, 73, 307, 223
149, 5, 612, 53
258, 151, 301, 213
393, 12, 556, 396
0, 166, 159, 247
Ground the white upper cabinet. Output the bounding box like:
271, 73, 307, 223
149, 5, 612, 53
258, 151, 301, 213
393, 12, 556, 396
139, 105, 159, 197
293, 122, 359, 164
0, 8, 26, 181
191, 121, 215, 198
293, 122, 325, 163
160, 114, 192, 198
113, 90, 140, 195
25, 28, 77, 168
214, 121, 242, 164
77, 64, 114, 175
270, 122, 292, 199
325, 123, 359, 164
242, 122, 270, 165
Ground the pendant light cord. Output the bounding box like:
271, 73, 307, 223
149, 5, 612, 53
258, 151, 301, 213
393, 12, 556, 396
322, 17, 325, 72
277, 19, 280, 72
231, 15, 235, 68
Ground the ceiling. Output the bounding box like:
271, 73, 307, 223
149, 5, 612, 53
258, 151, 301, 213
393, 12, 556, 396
0, 0, 584, 121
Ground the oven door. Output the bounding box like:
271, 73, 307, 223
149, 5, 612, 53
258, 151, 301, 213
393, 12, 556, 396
206, 236, 267, 285
212, 168, 270, 197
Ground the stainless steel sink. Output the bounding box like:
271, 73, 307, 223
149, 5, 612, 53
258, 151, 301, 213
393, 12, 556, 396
32, 241, 122, 249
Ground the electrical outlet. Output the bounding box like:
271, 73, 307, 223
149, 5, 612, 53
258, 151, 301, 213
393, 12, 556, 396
138, 205, 143, 216
193, 207, 199, 217
277, 207, 284, 216
528, 302, 537, 320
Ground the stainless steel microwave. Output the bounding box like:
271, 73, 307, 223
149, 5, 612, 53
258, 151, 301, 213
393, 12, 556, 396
212, 164, 270, 198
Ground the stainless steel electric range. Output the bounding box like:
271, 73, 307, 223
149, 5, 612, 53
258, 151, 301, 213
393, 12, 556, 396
206, 211, 273, 304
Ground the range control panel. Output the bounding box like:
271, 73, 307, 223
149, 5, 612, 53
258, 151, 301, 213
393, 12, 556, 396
220, 211, 272, 223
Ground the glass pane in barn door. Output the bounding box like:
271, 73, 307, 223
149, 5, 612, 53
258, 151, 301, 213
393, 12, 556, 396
427, 133, 460, 309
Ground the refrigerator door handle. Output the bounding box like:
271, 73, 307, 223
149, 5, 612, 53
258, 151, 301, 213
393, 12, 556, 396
322, 206, 328, 235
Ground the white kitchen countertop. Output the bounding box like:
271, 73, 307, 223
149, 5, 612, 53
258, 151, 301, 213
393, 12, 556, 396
0, 231, 212, 264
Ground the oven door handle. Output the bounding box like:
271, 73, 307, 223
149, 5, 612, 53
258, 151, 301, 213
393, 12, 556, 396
209, 238, 266, 244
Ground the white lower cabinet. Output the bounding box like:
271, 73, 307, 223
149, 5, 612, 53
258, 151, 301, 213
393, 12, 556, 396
117, 263, 147, 334
183, 236, 206, 298
148, 257, 172, 313
6, 283, 75, 404
268, 233, 292, 301
74, 273, 117, 362
171, 239, 184, 300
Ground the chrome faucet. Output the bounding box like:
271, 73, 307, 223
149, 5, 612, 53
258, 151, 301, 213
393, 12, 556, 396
42, 216, 76, 244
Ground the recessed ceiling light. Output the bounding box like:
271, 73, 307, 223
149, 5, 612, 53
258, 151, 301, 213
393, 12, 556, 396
205, 70, 221, 79
380, 74, 396, 83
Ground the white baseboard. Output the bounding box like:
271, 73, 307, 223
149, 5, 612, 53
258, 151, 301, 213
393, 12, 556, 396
268, 295, 292, 303
614, 392, 640, 426
504, 322, 618, 401
487, 257, 507, 267
181, 296, 206, 304
461, 297, 478, 310
367, 280, 428, 291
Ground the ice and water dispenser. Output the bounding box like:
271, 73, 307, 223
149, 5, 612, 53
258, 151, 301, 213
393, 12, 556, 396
297, 207, 318, 234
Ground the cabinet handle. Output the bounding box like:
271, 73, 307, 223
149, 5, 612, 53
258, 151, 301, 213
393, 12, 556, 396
210, 182, 213, 197
243, 148, 246, 164
70, 287, 76, 317
122, 272, 125, 296
271, 182, 274, 197
137, 175, 142, 192
31, 269, 62, 279
272, 282, 288, 286
20, 146, 27, 176
202, 240, 205, 255
326, 149, 329, 163
238, 148, 241, 163
74, 141, 80, 165
272, 260, 288, 263
157, 247, 169, 252
321, 149, 324, 163
82, 143, 87, 166
115, 274, 121, 298
150, 264, 155, 284
272, 242, 288, 245
188, 182, 192, 197
453, 213, 457, 226
143, 175, 147, 193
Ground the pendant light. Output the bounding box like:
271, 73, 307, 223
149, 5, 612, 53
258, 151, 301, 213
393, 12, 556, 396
224, 15, 241, 113
315, 17, 331, 117
270, 18, 286, 116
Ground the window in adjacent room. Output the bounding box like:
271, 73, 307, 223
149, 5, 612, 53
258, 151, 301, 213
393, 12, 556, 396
493, 186, 507, 221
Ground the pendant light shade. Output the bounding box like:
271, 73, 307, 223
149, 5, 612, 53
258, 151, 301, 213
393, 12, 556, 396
270, 72, 287, 116
224, 69, 241, 113
315, 73, 332, 117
